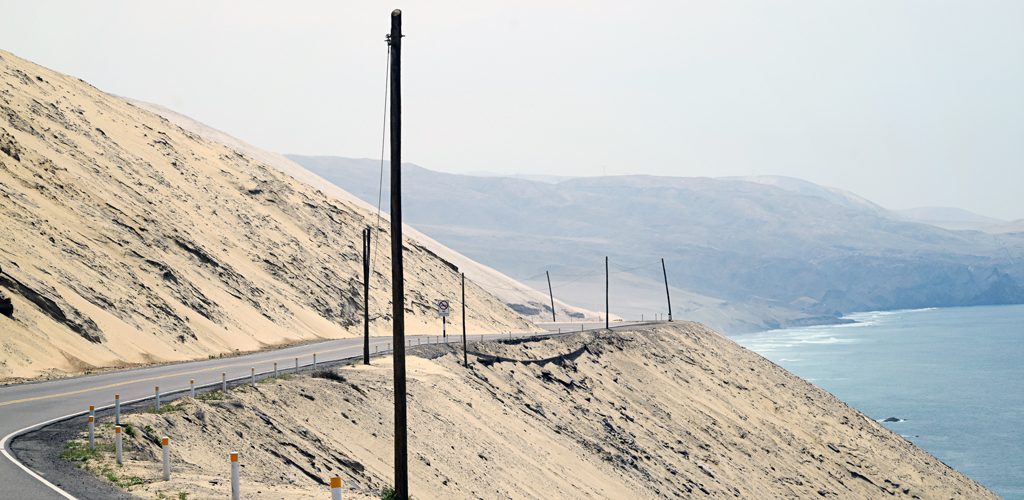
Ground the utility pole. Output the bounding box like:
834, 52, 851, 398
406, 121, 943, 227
363, 227, 371, 364
661, 258, 672, 322
605, 256, 609, 330
546, 271, 556, 323
462, 273, 467, 367
387, 9, 408, 499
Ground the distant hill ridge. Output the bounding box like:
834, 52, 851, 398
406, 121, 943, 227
287, 155, 1024, 333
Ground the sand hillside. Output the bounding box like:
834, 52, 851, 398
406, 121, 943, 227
0, 48, 538, 383
114, 96, 612, 325
81, 322, 998, 499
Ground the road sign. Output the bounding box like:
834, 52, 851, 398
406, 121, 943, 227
437, 299, 450, 317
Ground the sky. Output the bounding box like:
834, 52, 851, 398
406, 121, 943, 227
1, 1, 1022, 220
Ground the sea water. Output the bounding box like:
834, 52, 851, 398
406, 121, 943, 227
730, 304, 1024, 499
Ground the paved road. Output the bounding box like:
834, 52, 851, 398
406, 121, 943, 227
0, 321, 657, 499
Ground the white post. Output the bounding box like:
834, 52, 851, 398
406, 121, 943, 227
274, 362, 278, 378
331, 476, 342, 500
89, 405, 94, 419
190, 379, 195, 398
251, 368, 255, 387
115, 426, 123, 465
230, 452, 240, 500
115, 394, 120, 426
222, 373, 227, 393
155, 386, 161, 411
162, 437, 170, 481
295, 357, 298, 373
313, 353, 317, 370
88, 416, 95, 451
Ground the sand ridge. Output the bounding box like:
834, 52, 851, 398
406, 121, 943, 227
0, 48, 538, 383
71, 322, 998, 499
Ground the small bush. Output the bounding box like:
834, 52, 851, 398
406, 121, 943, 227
311, 369, 346, 383
59, 441, 101, 462
124, 425, 137, 438
196, 390, 226, 401
380, 486, 413, 500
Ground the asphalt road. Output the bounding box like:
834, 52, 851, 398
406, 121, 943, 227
0, 320, 654, 499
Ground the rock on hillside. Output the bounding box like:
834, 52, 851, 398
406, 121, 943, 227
89, 323, 996, 500
0, 49, 536, 383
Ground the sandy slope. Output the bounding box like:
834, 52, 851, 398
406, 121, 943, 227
0, 49, 538, 383
76, 323, 997, 499
114, 96, 609, 323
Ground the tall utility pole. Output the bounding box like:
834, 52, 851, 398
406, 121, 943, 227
605, 256, 609, 330
661, 258, 672, 322
462, 273, 467, 368
387, 9, 408, 499
546, 271, 556, 323
363, 228, 371, 364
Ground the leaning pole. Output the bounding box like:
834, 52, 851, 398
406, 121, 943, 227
388, 9, 408, 499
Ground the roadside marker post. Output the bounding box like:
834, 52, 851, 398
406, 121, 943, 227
274, 362, 278, 379
295, 357, 299, 373
155, 386, 161, 412
162, 437, 170, 481
115, 426, 123, 465
89, 405, 94, 419
115, 394, 120, 426
88, 416, 95, 451
230, 452, 240, 500
313, 353, 317, 370
331, 476, 342, 500
222, 373, 227, 393
251, 368, 255, 387
190, 380, 195, 398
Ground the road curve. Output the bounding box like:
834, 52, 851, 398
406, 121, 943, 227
0, 321, 654, 498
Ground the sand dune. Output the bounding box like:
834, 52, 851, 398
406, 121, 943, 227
76, 322, 997, 499
0, 48, 538, 383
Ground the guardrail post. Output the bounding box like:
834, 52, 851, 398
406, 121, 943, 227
222, 372, 227, 393
274, 362, 278, 378
115, 426, 123, 465
251, 368, 255, 387
88, 416, 95, 451
162, 437, 170, 481
155, 386, 161, 411
190, 379, 195, 398
331, 476, 342, 500
115, 394, 120, 426
230, 452, 240, 500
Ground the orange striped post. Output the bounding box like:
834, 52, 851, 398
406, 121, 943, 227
331, 476, 342, 500
222, 372, 227, 393
230, 452, 240, 500
115, 426, 123, 464
274, 362, 278, 378
88, 415, 95, 451
115, 394, 120, 425
155, 386, 161, 411
190, 379, 195, 398
251, 368, 255, 387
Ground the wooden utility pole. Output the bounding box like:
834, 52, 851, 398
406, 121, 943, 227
462, 273, 467, 367
605, 256, 609, 330
661, 258, 672, 322
387, 9, 408, 499
546, 271, 556, 322
363, 228, 371, 364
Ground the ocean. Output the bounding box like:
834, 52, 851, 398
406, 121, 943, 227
730, 304, 1024, 500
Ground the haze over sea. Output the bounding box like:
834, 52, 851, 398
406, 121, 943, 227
731, 305, 1024, 499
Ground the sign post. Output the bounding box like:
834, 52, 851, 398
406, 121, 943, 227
438, 299, 450, 340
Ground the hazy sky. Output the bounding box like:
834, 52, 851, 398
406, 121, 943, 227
2, 1, 1022, 219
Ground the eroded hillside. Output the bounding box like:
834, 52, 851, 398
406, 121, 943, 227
79, 323, 997, 499
0, 49, 536, 382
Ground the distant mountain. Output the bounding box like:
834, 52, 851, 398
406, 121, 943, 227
897, 206, 1007, 231
719, 175, 903, 220
287, 155, 1024, 333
